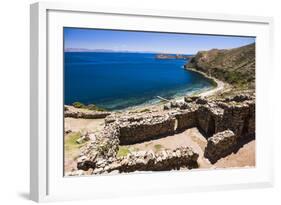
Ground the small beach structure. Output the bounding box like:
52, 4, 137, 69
156, 96, 170, 102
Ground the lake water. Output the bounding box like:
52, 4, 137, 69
64, 52, 214, 110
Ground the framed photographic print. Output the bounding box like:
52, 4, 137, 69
30, 2, 274, 202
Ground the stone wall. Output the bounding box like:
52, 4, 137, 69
110, 94, 255, 146
76, 147, 198, 174
77, 124, 120, 171
204, 130, 237, 163
246, 102, 255, 137
197, 105, 223, 137
106, 113, 176, 145
170, 109, 197, 131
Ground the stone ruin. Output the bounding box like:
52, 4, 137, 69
76, 147, 198, 175
105, 113, 176, 145
168, 94, 255, 139
75, 121, 199, 174
204, 130, 237, 163
72, 94, 255, 175
166, 94, 255, 163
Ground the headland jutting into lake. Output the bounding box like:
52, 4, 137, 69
64, 43, 255, 176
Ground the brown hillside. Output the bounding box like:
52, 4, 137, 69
186, 43, 255, 88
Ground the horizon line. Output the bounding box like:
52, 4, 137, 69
64, 42, 255, 55
64, 48, 195, 55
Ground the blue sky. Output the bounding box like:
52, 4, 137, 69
64, 28, 255, 54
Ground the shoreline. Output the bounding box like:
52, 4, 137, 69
125, 67, 229, 111
184, 67, 230, 98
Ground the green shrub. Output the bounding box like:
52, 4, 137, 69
117, 146, 130, 157
154, 144, 163, 152
72, 102, 107, 111
87, 104, 106, 111
139, 108, 150, 113
72, 102, 85, 108
64, 132, 83, 151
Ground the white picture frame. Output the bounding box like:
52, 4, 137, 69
30, 1, 274, 202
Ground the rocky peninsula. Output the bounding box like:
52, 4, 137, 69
155, 53, 194, 60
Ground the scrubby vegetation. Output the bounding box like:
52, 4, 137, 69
72, 102, 85, 109
117, 146, 140, 157
212, 68, 254, 88
65, 132, 85, 152
72, 102, 107, 111
139, 108, 150, 113
117, 146, 130, 157
154, 144, 163, 152
87, 104, 106, 111
186, 43, 255, 89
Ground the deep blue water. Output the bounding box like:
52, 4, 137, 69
64, 52, 214, 110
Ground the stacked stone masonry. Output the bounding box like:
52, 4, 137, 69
204, 130, 237, 163
76, 147, 199, 175
166, 94, 255, 139
105, 113, 176, 145
75, 94, 255, 173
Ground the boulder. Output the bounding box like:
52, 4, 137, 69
64, 110, 111, 119
184, 96, 199, 103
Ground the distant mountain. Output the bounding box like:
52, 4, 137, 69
64, 48, 116, 52
64, 48, 158, 53
64, 48, 192, 54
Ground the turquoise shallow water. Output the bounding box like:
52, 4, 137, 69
64, 52, 214, 110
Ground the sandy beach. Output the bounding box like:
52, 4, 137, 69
185, 67, 231, 97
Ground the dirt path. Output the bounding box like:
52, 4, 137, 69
64, 118, 105, 133
213, 140, 255, 168
128, 128, 211, 168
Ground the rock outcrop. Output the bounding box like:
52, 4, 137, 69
204, 130, 237, 163
155, 54, 193, 60
64, 109, 111, 119
186, 43, 255, 88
